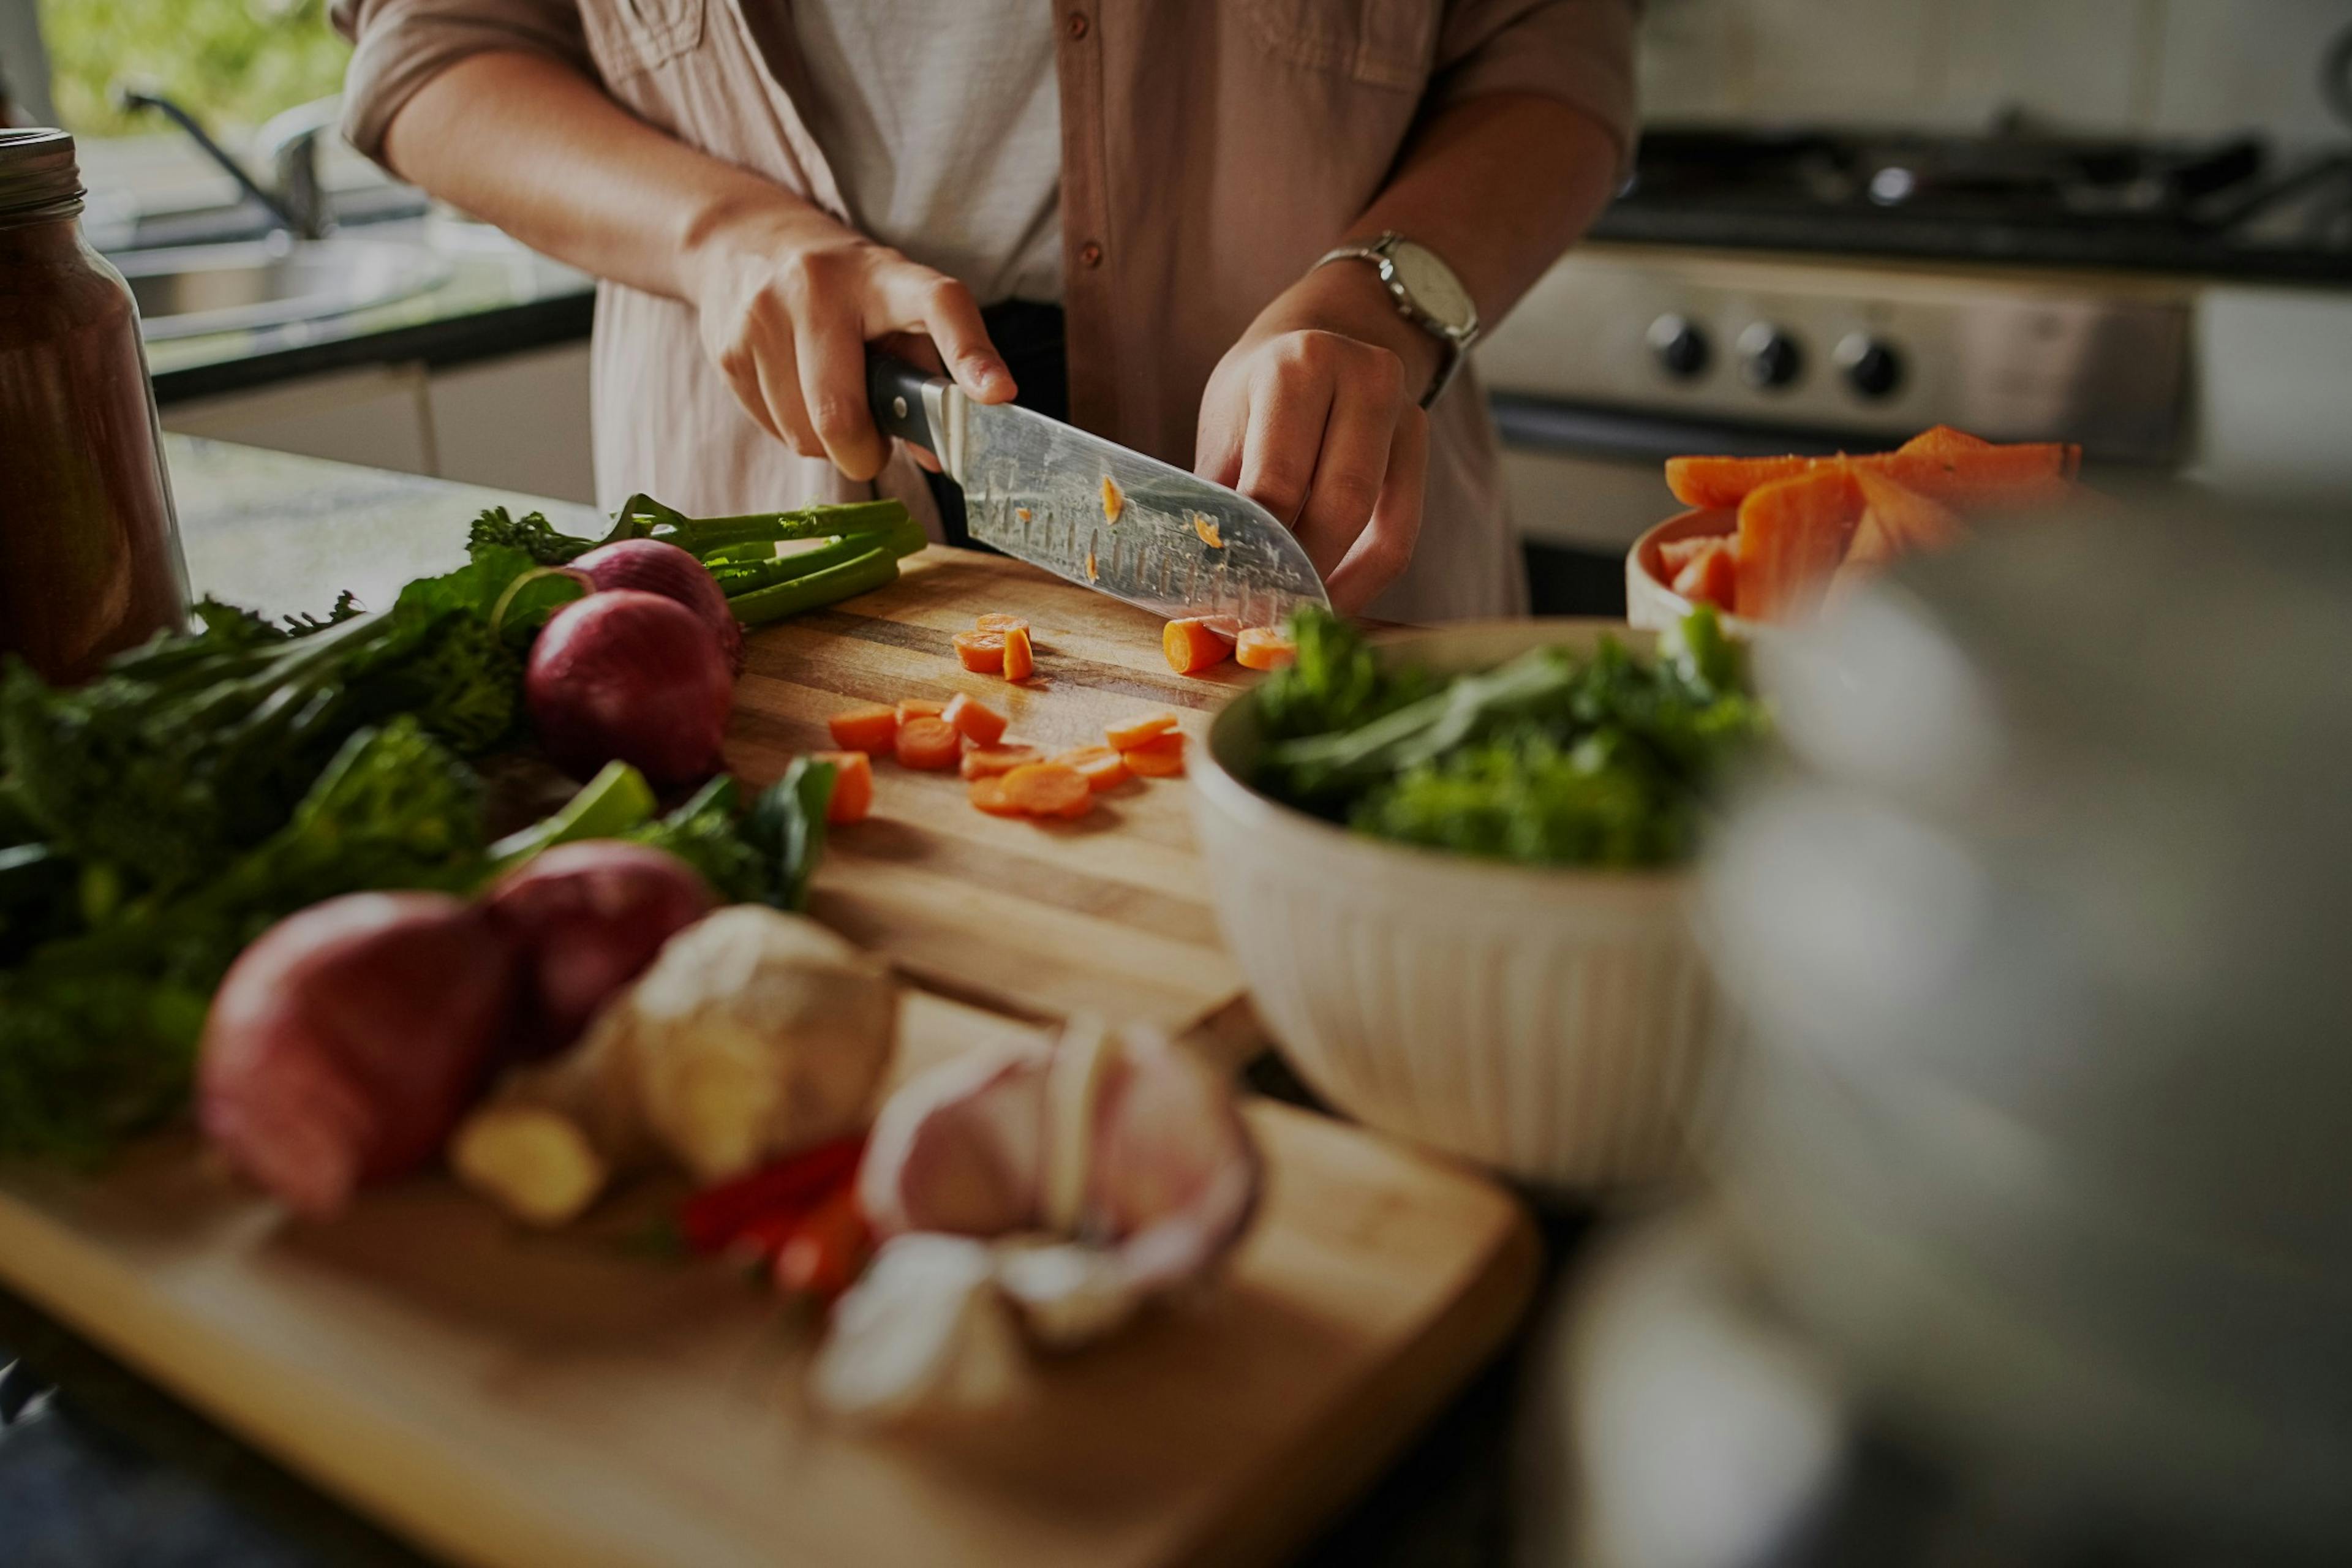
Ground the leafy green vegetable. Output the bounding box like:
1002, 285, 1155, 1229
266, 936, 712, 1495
628, 757, 835, 912
1251, 606, 1768, 870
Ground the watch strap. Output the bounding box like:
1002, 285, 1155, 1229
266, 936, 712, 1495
1312, 232, 1477, 409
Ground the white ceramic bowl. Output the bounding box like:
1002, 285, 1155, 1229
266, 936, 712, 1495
1190, 620, 1725, 1193
1625, 508, 1773, 639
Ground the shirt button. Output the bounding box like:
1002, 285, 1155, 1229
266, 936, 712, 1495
1078, 241, 1103, 268
1065, 11, 1088, 39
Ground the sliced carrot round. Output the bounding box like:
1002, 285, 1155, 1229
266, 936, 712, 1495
974, 613, 1029, 635
959, 744, 1042, 780
1001, 624, 1035, 682
1052, 745, 1131, 791
1003, 762, 1093, 819
826, 703, 899, 754
967, 775, 1026, 816
942, 692, 1009, 747
1104, 711, 1178, 751
1121, 731, 1186, 777
952, 631, 1005, 673
894, 716, 962, 771
1234, 627, 1296, 671
896, 697, 946, 723
1163, 617, 1236, 675
812, 750, 873, 823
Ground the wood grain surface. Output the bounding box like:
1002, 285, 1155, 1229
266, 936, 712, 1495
726, 547, 1259, 1029
0, 994, 1537, 1568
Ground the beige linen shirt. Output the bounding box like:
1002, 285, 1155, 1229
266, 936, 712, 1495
333, 0, 1637, 620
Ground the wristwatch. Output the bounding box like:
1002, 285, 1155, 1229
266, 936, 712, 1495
1312, 231, 1481, 409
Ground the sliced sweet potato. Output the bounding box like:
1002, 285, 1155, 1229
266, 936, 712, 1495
1669, 538, 1738, 611
826, 703, 899, 755
1163, 617, 1236, 675
1733, 466, 1865, 622
952, 631, 1005, 673
942, 693, 1009, 747
959, 744, 1042, 780
1121, 732, 1187, 778
894, 716, 962, 771
812, 750, 872, 824
1003, 763, 1093, 819
1234, 627, 1295, 671
1001, 624, 1035, 682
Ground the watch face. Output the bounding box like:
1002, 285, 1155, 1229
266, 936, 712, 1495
1388, 241, 1476, 334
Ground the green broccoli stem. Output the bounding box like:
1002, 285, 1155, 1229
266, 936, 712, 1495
727, 545, 902, 626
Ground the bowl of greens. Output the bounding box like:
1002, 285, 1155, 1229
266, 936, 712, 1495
1189, 607, 1767, 1190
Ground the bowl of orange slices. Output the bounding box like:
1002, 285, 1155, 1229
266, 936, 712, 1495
1626, 426, 2086, 635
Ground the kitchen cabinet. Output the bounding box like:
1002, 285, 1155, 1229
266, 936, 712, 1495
157, 342, 596, 505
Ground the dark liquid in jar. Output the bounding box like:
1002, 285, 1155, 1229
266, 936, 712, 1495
0, 211, 189, 685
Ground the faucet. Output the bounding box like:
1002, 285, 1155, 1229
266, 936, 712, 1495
111, 85, 339, 240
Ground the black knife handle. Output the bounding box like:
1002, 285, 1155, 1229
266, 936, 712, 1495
866, 352, 942, 453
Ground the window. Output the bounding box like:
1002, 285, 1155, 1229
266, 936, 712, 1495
37, 0, 347, 137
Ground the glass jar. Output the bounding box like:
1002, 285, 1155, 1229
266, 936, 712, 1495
0, 128, 189, 685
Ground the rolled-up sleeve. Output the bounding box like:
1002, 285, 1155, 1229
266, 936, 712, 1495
332, 0, 594, 162
1428, 0, 1639, 173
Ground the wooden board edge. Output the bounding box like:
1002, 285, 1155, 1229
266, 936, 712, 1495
1170, 1166, 1545, 1568
0, 1187, 633, 1568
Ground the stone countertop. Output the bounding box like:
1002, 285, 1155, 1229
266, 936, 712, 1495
0, 439, 1580, 1568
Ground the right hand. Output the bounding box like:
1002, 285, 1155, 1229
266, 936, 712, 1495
682, 203, 1014, 481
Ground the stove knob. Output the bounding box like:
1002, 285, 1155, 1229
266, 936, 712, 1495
1836, 333, 1905, 401
1737, 323, 1804, 390
1646, 314, 1711, 380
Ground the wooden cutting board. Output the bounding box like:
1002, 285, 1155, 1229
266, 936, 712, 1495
0, 992, 1538, 1568
726, 546, 1262, 1031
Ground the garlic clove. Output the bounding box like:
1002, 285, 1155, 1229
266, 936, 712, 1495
810, 1233, 1027, 1425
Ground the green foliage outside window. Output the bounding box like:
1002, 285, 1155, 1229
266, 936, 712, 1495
39, 0, 349, 137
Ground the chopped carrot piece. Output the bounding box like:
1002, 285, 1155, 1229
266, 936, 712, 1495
897, 698, 945, 722
1656, 537, 1719, 575
1234, 627, 1295, 671
1665, 454, 1817, 511
1898, 425, 1992, 458
826, 703, 899, 755
1121, 731, 1186, 777
1849, 469, 1967, 559
1669, 540, 1738, 611
1733, 467, 1864, 622
974, 614, 1029, 634
1191, 512, 1224, 548
941, 692, 1009, 747
1667, 434, 2078, 513
1101, 476, 1125, 523
1003, 762, 1094, 819
812, 750, 873, 823
1051, 745, 1131, 791
1105, 711, 1178, 750
960, 744, 1042, 780
894, 716, 962, 771
1001, 624, 1035, 682
1163, 617, 1236, 674
952, 630, 1005, 673
967, 774, 1025, 816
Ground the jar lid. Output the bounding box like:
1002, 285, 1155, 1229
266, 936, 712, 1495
0, 129, 84, 223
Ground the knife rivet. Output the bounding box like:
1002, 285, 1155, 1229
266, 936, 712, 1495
892, 395, 908, 420
1078, 241, 1103, 268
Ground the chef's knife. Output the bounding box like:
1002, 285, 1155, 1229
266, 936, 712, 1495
867, 354, 1329, 627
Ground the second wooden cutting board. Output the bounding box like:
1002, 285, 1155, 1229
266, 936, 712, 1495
726, 546, 1260, 1031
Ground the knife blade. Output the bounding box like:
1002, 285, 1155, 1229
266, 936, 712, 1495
868, 355, 1329, 627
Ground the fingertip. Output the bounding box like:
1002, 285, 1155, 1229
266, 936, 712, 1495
963, 360, 1017, 403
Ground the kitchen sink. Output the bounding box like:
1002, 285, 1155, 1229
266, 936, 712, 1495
110, 235, 453, 342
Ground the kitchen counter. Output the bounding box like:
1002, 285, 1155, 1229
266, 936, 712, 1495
0, 437, 1584, 1568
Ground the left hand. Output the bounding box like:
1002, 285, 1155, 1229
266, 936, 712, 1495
1195, 260, 1441, 613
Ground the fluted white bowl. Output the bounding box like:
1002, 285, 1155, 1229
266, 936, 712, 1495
1191, 621, 1724, 1193
1625, 508, 1773, 640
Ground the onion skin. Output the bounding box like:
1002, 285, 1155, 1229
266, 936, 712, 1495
484, 840, 715, 1058
527, 589, 734, 785
571, 539, 743, 673
197, 892, 519, 1219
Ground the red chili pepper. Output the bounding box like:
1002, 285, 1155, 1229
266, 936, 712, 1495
677, 1134, 866, 1255
772, 1187, 872, 1301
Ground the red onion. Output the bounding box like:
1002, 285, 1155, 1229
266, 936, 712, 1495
198, 892, 519, 1218
572, 538, 743, 672
484, 840, 715, 1058
527, 589, 734, 785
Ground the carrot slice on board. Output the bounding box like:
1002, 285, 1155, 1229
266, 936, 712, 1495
973, 613, 1029, 634
942, 692, 1009, 747
1163, 617, 1236, 674
896, 698, 945, 722
1003, 763, 1094, 819
826, 703, 899, 755
1670, 540, 1738, 612
1051, 745, 1131, 791
1001, 624, 1035, 682
1733, 466, 1864, 622
812, 750, 873, 823
1121, 731, 1187, 777
1234, 627, 1295, 671
952, 631, 1005, 673
894, 716, 962, 771
1105, 711, 1178, 750
960, 744, 1042, 780
967, 775, 1026, 816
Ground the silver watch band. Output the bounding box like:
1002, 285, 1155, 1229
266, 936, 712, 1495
1311, 232, 1479, 409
